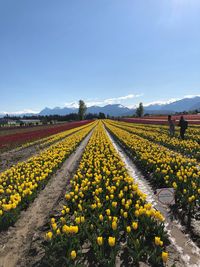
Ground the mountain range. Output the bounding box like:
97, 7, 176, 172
39, 96, 200, 116
1, 96, 200, 117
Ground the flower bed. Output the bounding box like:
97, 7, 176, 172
0, 120, 93, 151
17, 121, 94, 151
42, 122, 168, 267
121, 115, 200, 125
105, 121, 200, 227
0, 123, 95, 230
109, 120, 200, 160
119, 120, 200, 142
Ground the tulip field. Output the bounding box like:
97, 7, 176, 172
0, 121, 95, 230
111, 121, 200, 160
0, 120, 92, 152
122, 115, 200, 125
42, 123, 168, 266
0, 119, 200, 267
104, 120, 200, 227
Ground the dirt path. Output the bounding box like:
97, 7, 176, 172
0, 131, 93, 267
0, 145, 42, 173
106, 129, 200, 267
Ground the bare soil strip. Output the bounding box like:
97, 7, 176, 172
0, 145, 43, 173
106, 129, 200, 267
0, 131, 93, 267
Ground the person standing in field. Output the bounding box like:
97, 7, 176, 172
168, 115, 175, 137
178, 116, 188, 140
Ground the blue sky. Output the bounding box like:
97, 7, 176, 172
0, 0, 200, 113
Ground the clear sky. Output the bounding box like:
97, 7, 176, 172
0, 0, 200, 113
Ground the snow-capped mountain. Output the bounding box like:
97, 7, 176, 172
1, 96, 200, 117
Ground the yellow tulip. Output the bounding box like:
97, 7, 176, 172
126, 226, 131, 233
45, 231, 53, 240
106, 209, 111, 216
112, 221, 117, 230
132, 222, 138, 230
123, 212, 128, 218
97, 236, 103, 246
108, 237, 115, 247
70, 250, 76, 259
155, 236, 163, 246
99, 214, 103, 221
162, 251, 168, 262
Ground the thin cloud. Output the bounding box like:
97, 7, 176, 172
144, 98, 180, 107
64, 102, 79, 109
65, 94, 143, 108
0, 109, 39, 115
184, 94, 200, 98
143, 94, 200, 107
105, 94, 142, 102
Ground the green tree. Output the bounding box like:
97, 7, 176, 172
136, 102, 144, 117
98, 112, 106, 119
78, 100, 87, 120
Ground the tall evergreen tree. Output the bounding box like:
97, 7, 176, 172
78, 100, 87, 120
136, 102, 144, 117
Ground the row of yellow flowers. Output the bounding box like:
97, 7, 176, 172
0, 122, 96, 230
109, 120, 200, 160
43, 122, 168, 267
16, 122, 93, 151
119, 121, 200, 143
105, 121, 200, 226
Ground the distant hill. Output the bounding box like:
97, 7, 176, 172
39, 107, 77, 116
39, 104, 131, 117
39, 96, 200, 116
89, 104, 131, 116
1, 96, 200, 117
160, 96, 200, 112
144, 96, 200, 112
191, 101, 200, 111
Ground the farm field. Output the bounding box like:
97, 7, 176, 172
0, 120, 92, 152
0, 121, 95, 173
0, 121, 96, 230
0, 120, 200, 267
121, 114, 200, 125
108, 120, 200, 160
104, 121, 200, 225
2, 0, 200, 266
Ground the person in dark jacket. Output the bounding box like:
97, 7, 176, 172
168, 115, 175, 137
178, 116, 188, 139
